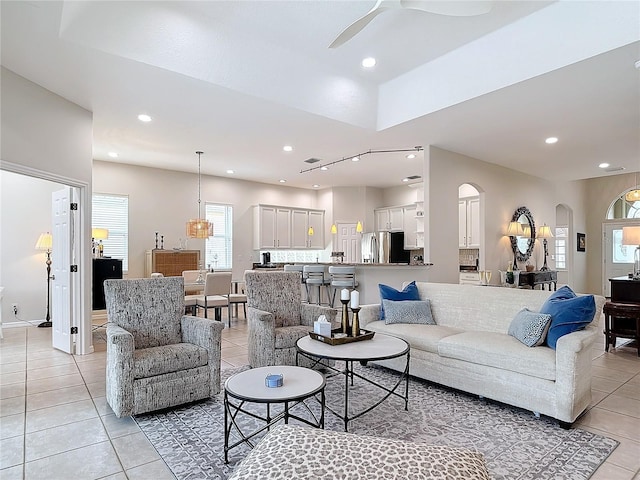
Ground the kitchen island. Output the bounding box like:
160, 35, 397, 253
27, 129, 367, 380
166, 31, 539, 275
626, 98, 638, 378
290, 262, 433, 305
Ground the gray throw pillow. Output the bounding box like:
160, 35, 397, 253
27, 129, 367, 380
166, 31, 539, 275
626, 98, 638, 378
508, 308, 552, 347
382, 299, 435, 325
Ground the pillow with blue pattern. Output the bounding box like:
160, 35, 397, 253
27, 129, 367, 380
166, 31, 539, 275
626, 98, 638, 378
382, 299, 435, 325
540, 286, 596, 349
379, 281, 420, 320
508, 308, 552, 347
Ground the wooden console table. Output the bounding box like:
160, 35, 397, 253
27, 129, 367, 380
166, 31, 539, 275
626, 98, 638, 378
605, 277, 640, 355
518, 270, 557, 291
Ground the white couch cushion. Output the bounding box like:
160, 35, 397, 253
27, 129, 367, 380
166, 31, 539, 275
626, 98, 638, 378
366, 320, 462, 354
437, 331, 556, 381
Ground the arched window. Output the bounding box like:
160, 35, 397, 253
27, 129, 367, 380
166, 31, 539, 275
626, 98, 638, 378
606, 191, 640, 219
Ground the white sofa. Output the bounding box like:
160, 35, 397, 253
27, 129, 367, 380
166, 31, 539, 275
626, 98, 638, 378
358, 282, 605, 426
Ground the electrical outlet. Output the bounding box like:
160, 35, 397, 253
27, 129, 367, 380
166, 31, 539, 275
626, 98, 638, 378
11, 303, 18, 315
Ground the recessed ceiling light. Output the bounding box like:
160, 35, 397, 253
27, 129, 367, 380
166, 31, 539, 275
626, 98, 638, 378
402, 178, 409, 182
226, 169, 234, 174
362, 57, 376, 68
108, 152, 119, 158
406, 154, 416, 159
279, 179, 286, 183
351, 156, 360, 162
598, 163, 610, 169
312, 184, 320, 188
545, 137, 558, 144
320, 166, 329, 171
283, 145, 293, 152
137, 114, 152, 122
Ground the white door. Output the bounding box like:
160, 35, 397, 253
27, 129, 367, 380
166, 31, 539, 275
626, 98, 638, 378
51, 188, 74, 353
337, 223, 359, 263
603, 223, 637, 297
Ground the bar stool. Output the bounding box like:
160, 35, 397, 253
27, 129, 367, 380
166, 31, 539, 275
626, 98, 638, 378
284, 264, 307, 303
328, 265, 358, 307
303, 265, 331, 305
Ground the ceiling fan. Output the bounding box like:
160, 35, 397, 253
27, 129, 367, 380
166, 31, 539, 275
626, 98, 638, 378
329, 0, 493, 49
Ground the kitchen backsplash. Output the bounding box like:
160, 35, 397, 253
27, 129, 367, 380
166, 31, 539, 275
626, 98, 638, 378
459, 248, 479, 266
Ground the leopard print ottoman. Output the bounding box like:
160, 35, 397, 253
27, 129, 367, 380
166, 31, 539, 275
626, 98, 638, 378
229, 424, 490, 479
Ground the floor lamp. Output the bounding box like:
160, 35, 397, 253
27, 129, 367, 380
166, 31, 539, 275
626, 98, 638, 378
35, 232, 53, 328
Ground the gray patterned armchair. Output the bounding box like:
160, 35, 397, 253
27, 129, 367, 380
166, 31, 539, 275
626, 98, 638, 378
245, 271, 338, 367
104, 277, 223, 417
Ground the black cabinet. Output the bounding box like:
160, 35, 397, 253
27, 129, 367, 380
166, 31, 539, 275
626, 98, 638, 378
93, 258, 123, 310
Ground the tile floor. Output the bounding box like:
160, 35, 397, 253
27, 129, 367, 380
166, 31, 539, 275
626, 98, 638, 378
1, 311, 639, 479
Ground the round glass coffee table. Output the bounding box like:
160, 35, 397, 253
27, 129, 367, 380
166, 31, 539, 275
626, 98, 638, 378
296, 333, 410, 431
223, 365, 325, 463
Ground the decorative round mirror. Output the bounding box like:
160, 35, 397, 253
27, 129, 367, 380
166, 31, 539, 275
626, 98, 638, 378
510, 206, 536, 262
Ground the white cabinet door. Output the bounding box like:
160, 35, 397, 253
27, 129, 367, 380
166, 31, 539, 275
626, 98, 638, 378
375, 209, 390, 231
458, 200, 467, 247
403, 205, 417, 249
291, 209, 309, 248
308, 210, 325, 249
467, 198, 480, 248
256, 206, 277, 248
389, 207, 404, 231
275, 208, 291, 248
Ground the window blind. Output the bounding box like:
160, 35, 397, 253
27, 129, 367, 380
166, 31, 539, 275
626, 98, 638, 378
205, 203, 233, 269
92, 193, 129, 271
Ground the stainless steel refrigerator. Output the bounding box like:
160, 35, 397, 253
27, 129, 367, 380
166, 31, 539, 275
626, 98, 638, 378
361, 231, 410, 264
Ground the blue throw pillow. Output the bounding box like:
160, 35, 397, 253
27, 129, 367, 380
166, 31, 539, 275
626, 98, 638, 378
379, 281, 420, 319
540, 286, 596, 349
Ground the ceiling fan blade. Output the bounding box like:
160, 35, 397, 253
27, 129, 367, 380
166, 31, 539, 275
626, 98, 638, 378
400, 0, 492, 16
329, 3, 389, 49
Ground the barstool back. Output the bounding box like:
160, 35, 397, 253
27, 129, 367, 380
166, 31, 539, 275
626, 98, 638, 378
328, 265, 358, 306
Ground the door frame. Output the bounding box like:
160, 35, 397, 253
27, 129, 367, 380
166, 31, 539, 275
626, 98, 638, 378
602, 220, 639, 297
1, 161, 92, 354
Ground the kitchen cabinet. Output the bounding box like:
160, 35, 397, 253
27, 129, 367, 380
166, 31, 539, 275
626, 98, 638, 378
292, 209, 325, 248
254, 205, 291, 249
403, 204, 418, 249
255, 205, 324, 249
459, 271, 480, 285
458, 197, 480, 248
375, 207, 404, 232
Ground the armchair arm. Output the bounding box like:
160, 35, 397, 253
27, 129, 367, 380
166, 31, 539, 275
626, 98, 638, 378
106, 324, 135, 418
247, 306, 276, 367
181, 315, 224, 396
300, 304, 339, 328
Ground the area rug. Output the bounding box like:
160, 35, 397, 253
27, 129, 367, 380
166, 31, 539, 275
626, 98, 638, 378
134, 365, 617, 480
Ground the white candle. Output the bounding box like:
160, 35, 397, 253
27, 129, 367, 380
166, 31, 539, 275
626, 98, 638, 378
350, 290, 360, 309
341, 288, 350, 301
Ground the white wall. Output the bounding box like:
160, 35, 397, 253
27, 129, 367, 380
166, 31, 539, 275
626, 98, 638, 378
426, 146, 559, 286
1, 68, 93, 351
92, 161, 325, 280
0, 172, 66, 323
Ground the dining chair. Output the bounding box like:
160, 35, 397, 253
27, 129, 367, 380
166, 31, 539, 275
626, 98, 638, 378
228, 280, 248, 320
195, 272, 232, 326
183, 269, 205, 315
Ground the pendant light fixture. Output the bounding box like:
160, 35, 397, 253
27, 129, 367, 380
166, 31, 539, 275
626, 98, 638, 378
625, 171, 640, 202
186, 151, 213, 238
